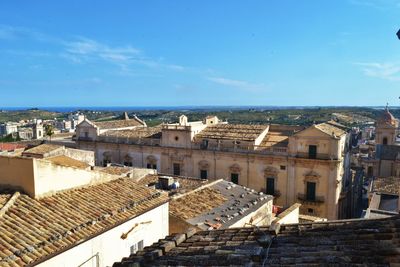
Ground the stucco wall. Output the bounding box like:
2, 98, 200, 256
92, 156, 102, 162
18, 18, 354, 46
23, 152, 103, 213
0, 156, 35, 196
65, 148, 95, 166
37, 202, 169, 267
34, 160, 119, 197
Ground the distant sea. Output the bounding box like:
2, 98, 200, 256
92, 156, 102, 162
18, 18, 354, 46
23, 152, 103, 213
0, 106, 395, 112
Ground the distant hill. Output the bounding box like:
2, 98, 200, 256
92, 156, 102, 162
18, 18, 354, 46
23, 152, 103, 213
0, 109, 63, 123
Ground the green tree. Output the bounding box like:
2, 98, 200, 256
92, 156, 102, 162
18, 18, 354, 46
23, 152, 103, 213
44, 124, 54, 141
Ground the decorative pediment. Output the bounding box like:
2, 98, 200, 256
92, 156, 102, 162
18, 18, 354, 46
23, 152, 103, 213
304, 170, 321, 180
147, 155, 157, 164
198, 160, 209, 170
170, 154, 184, 162
229, 163, 242, 173
264, 166, 278, 177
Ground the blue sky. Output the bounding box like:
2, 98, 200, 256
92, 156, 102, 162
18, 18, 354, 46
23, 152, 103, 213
0, 0, 400, 107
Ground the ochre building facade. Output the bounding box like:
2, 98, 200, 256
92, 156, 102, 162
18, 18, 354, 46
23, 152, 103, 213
77, 115, 351, 220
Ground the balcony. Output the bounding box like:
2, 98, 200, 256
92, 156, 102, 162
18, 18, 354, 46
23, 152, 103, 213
262, 189, 281, 197
297, 193, 325, 204
295, 152, 337, 160
193, 142, 288, 155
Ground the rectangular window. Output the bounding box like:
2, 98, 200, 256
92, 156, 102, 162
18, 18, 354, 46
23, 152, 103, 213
147, 163, 151, 169
84, 132, 89, 138
306, 182, 316, 201
280, 165, 286, 170
266, 177, 275, 195
308, 145, 317, 159
200, 169, 208, 180
231, 173, 239, 184
130, 240, 144, 254
173, 163, 181, 176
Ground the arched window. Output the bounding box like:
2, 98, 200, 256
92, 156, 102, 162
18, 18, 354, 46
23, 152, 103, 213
146, 155, 157, 170
123, 155, 133, 167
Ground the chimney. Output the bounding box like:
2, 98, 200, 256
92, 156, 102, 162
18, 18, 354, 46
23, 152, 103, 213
159, 176, 174, 190
124, 112, 130, 120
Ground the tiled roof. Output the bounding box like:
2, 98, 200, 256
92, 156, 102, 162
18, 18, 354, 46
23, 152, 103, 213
100, 126, 162, 139
138, 175, 209, 197
372, 177, 400, 195
0, 178, 168, 266
22, 144, 62, 155
259, 131, 289, 148
326, 120, 349, 131
45, 155, 90, 169
170, 187, 227, 220
315, 123, 347, 137
298, 214, 327, 223
171, 180, 272, 231
114, 216, 400, 266
94, 118, 145, 130
97, 166, 134, 176
195, 124, 268, 141
0, 143, 26, 151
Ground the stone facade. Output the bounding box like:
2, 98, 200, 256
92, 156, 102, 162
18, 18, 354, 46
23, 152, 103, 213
77, 116, 351, 220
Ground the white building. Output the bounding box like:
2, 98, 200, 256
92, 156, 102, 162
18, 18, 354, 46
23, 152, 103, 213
0, 122, 19, 136
0, 151, 169, 267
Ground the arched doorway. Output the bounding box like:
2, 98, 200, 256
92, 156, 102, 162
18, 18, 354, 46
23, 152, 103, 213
383, 137, 388, 145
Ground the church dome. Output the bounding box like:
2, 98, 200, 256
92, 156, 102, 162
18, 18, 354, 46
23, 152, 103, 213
378, 107, 397, 126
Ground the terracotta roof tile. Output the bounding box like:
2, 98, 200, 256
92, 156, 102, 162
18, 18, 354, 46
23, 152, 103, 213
23, 144, 62, 155
0, 178, 168, 266
114, 216, 400, 266
0, 143, 26, 151
94, 118, 144, 130
100, 126, 161, 139
195, 124, 268, 141
315, 123, 347, 137
372, 177, 400, 195
45, 155, 90, 169
170, 187, 227, 220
